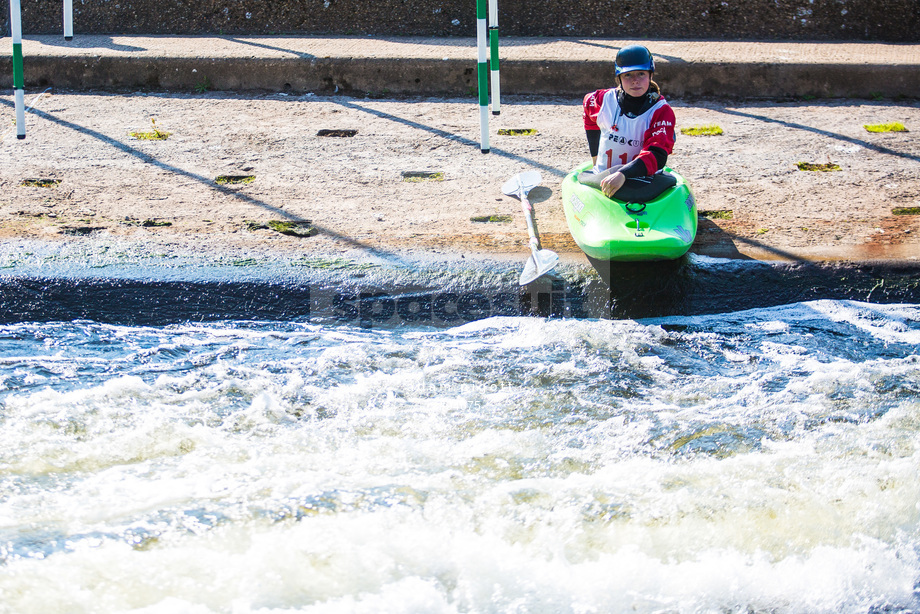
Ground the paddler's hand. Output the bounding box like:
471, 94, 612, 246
600, 171, 626, 198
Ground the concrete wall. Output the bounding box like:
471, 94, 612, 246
5, 0, 919, 42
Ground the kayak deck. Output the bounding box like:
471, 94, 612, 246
561, 162, 698, 262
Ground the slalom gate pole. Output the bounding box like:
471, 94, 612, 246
488, 0, 500, 116
10, 0, 25, 139
476, 0, 489, 153
64, 0, 74, 40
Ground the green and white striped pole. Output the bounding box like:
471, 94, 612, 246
488, 0, 500, 116
64, 0, 74, 40
476, 0, 489, 153
10, 0, 25, 139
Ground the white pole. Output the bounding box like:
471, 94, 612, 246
10, 0, 25, 139
476, 0, 489, 153
64, 0, 74, 40
488, 0, 500, 116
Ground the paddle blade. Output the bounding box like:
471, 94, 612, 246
519, 248, 559, 285
520, 255, 540, 285
535, 248, 559, 275
502, 170, 542, 198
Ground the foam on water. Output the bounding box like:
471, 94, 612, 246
1, 301, 918, 613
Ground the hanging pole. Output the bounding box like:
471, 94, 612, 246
488, 0, 500, 116
10, 0, 26, 139
64, 0, 74, 40
476, 0, 489, 153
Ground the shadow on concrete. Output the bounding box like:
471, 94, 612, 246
333, 98, 571, 179
526, 186, 554, 204
722, 233, 816, 261
691, 216, 842, 263
30, 35, 147, 52
717, 103, 920, 164
687, 100, 919, 261
224, 36, 316, 59
691, 217, 754, 260
565, 39, 621, 52
0, 95, 410, 266
567, 39, 687, 67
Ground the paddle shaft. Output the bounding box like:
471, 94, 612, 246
519, 191, 541, 251
503, 171, 558, 284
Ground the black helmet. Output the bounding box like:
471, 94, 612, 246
615, 45, 655, 77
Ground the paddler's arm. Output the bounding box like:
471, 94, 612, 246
599, 171, 626, 197
586, 129, 601, 165
599, 151, 665, 197
598, 149, 665, 197
583, 89, 608, 165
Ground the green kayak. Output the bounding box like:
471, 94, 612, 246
561, 162, 698, 262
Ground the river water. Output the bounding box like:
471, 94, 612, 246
1, 299, 919, 613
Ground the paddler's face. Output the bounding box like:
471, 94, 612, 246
619, 70, 650, 97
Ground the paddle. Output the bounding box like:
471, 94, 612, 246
502, 171, 559, 285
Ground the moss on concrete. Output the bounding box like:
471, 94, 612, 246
681, 125, 723, 136
864, 122, 908, 133
471, 214, 513, 223
216, 175, 255, 186
797, 162, 841, 172
700, 210, 733, 220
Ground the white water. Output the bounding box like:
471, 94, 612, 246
1, 300, 918, 613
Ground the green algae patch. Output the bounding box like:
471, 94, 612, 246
498, 128, 538, 136
471, 214, 513, 223
122, 217, 171, 227
864, 122, 908, 133
60, 226, 105, 236
20, 178, 61, 188
680, 124, 723, 136
893, 206, 920, 216
216, 175, 255, 186
268, 220, 316, 237
402, 171, 444, 182
130, 129, 170, 140
130, 118, 171, 140
292, 256, 379, 271
699, 210, 733, 220
317, 129, 357, 137
797, 162, 841, 172
245, 220, 316, 237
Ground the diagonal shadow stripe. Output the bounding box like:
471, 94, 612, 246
718, 106, 920, 164
333, 98, 571, 179
224, 37, 317, 59
714, 231, 810, 262
0, 97, 410, 264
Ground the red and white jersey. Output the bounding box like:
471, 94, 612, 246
583, 88, 676, 175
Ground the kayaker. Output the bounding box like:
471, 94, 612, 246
580, 45, 677, 198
